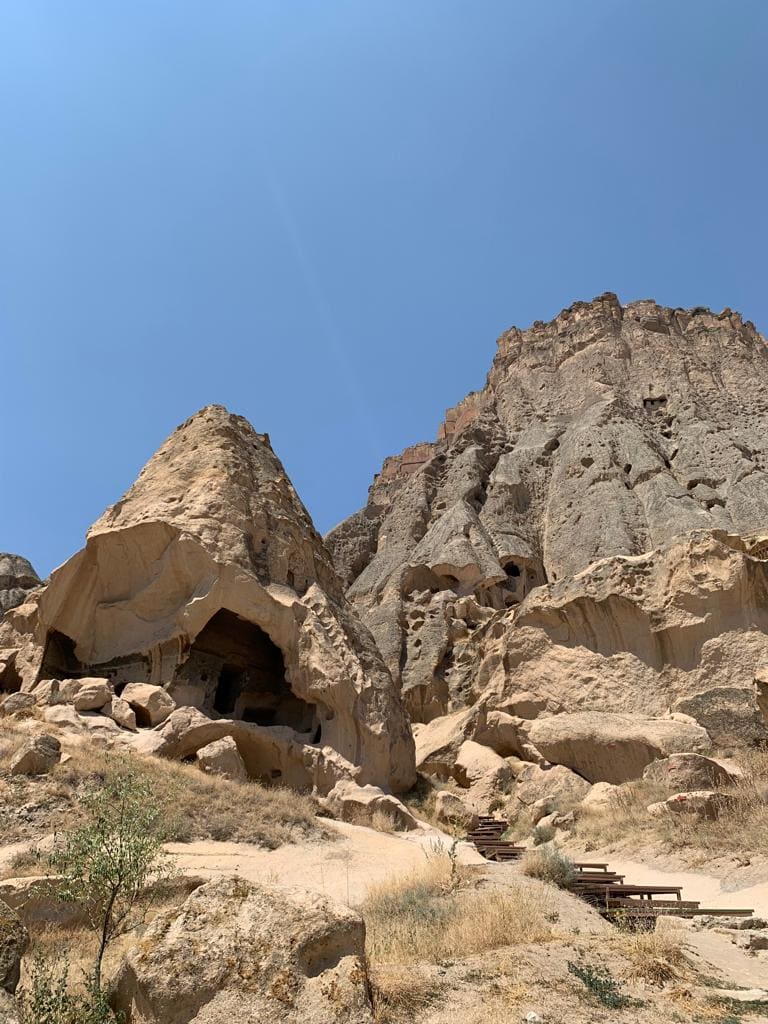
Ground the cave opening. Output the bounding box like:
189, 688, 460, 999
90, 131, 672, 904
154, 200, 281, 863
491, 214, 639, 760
182, 609, 318, 735
40, 629, 84, 680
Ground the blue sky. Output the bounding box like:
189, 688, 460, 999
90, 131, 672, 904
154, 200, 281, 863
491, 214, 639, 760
2, 1, 766, 577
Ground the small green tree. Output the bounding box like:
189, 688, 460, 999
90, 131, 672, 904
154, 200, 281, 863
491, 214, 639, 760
50, 758, 172, 993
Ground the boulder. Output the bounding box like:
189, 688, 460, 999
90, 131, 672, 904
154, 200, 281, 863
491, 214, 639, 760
642, 753, 736, 794
196, 736, 247, 782
454, 740, 509, 788
324, 780, 419, 831
527, 711, 711, 784
0, 900, 28, 994
465, 765, 514, 814
648, 790, 734, 820
515, 763, 591, 810
414, 707, 476, 778
9, 734, 61, 776
433, 791, 479, 832
72, 677, 113, 712
111, 876, 374, 1023
672, 686, 768, 747
754, 666, 768, 728
530, 797, 554, 824
32, 678, 81, 706
0, 693, 35, 717
106, 696, 138, 732
120, 684, 176, 728
41, 704, 85, 732
0, 876, 88, 928
579, 781, 621, 812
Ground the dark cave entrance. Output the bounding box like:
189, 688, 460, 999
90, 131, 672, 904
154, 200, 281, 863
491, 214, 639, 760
40, 629, 84, 680
184, 609, 319, 735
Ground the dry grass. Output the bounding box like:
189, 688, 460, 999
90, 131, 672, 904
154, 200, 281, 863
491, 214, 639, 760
574, 749, 768, 857
345, 806, 405, 834
613, 920, 691, 986
361, 850, 552, 964
368, 965, 444, 1024
0, 722, 325, 851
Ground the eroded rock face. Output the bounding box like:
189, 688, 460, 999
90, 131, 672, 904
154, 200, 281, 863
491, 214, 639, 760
111, 877, 373, 1024
0, 406, 414, 795
0, 555, 40, 617
327, 296, 768, 727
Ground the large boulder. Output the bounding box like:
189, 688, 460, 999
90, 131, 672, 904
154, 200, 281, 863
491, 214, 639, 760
0, 407, 414, 797
672, 686, 768, 747
121, 683, 175, 727
433, 791, 479, 832
323, 780, 419, 831
514, 763, 591, 810
0, 900, 28, 994
648, 790, 734, 821
9, 734, 61, 776
196, 736, 247, 782
111, 876, 374, 1023
642, 753, 736, 794
106, 696, 138, 732
72, 677, 113, 712
527, 711, 710, 784
0, 693, 35, 717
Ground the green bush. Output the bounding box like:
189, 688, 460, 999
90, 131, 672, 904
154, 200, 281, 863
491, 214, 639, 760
521, 845, 575, 889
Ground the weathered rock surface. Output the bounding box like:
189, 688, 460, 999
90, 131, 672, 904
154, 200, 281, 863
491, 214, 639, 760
0, 693, 35, 717
111, 876, 373, 1023
578, 781, 620, 812
433, 790, 479, 831
0, 554, 40, 616
328, 296, 768, 728
0, 901, 27, 994
648, 790, 733, 820
195, 736, 247, 782
71, 677, 112, 712
323, 780, 419, 831
527, 711, 710, 784
120, 683, 175, 727
514, 763, 591, 810
642, 752, 736, 794
9, 734, 61, 776
0, 406, 414, 795
106, 695, 138, 732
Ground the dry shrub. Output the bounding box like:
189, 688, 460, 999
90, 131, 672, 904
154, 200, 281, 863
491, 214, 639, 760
346, 806, 403, 834
614, 920, 690, 985
521, 844, 575, 888
574, 749, 768, 857
368, 965, 443, 1024
362, 851, 552, 964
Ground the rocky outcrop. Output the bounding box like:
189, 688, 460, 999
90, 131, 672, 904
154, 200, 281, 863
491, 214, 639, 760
111, 876, 373, 1024
0, 555, 40, 616
642, 752, 737, 794
0, 406, 414, 795
327, 296, 768, 731
526, 711, 710, 784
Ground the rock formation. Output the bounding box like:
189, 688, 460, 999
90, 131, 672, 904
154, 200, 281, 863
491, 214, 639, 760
111, 876, 374, 1023
327, 295, 768, 786
0, 555, 40, 616
0, 406, 414, 795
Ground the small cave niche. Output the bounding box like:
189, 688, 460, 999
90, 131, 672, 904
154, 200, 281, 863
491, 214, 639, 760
40, 629, 84, 680
0, 654, 22, 694
643, 394, 668, 414
180, 609, 318, 736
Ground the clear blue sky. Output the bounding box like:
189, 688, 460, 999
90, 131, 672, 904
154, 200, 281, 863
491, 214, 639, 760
2, 2, 766, 578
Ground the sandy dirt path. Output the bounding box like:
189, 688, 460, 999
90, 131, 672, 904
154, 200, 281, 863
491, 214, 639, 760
166, 821, 485, 905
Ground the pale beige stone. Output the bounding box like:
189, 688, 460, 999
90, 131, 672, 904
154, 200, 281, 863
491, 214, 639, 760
9, 734, 60, 776
106, 695, 138, 732
111, 877, 374, 1024
642, 753, 736, 794
527, 711, 710, 784
72, 677, 112, 711
196, 736, 247, 782
433, 791, 479, 832
324, 780, 419, 831
121, 683, 176, 727
579, 781, 620, 812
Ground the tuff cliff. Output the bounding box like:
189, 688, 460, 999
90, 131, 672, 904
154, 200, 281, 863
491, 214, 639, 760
326, 294, 768, 732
